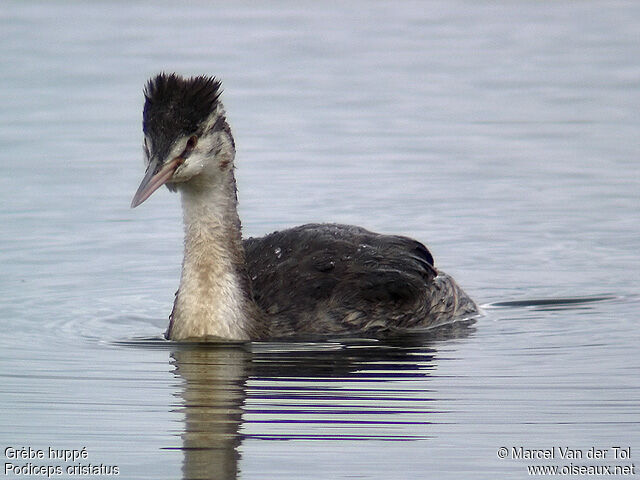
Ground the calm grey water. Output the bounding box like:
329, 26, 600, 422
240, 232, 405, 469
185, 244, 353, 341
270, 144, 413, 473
1, 1, 639, 479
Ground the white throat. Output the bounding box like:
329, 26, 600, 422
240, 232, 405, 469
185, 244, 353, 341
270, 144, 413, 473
167, 173, 260, 341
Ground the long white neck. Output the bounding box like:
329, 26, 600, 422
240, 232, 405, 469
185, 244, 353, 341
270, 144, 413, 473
167, 171, 264, 341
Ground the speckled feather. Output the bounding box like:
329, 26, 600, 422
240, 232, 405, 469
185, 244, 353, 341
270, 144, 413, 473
243, 223, 477, 338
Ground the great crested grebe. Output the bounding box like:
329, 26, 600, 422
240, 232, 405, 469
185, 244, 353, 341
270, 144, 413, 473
131, 73, 477, 341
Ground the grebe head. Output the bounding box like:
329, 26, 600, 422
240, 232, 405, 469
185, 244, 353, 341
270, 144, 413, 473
131, 73, 235, 208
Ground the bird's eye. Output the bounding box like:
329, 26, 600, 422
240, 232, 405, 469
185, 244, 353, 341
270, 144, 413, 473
186, 135, 198, 151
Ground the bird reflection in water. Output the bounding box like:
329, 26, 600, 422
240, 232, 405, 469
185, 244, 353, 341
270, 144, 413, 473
169, 320, 475, 480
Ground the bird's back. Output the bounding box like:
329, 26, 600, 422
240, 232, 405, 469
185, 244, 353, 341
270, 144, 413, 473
243, 223, 476, 337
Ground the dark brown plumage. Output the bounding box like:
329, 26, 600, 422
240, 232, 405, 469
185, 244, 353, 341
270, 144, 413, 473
243, 224, 477, 338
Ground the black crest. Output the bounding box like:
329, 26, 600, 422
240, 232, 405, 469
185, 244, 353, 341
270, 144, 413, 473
143, 73, 223, 158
